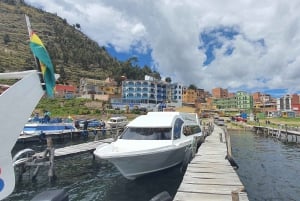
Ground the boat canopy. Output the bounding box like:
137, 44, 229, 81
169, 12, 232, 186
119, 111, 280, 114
127, 112, 181, 128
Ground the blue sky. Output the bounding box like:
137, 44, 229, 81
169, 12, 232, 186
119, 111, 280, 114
106, 46, 153, 68
25, 0, 300, 98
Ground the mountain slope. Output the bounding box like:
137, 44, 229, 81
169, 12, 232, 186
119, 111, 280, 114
0, 0, 159, 85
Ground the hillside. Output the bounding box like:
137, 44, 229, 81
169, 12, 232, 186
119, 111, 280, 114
0, 0, 160, 85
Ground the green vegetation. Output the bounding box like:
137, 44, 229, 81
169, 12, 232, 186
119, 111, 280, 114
35, 98, 100, 118
34, 97, 141, 120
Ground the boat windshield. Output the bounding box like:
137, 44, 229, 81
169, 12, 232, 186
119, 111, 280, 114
119, 127, 172, 140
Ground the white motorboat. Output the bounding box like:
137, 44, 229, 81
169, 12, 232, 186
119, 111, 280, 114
94, 112, 203, 180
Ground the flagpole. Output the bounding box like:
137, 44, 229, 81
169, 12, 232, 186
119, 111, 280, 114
25, 14, 46, 91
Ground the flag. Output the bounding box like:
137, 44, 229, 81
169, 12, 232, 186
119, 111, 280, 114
29, 32, 56, 97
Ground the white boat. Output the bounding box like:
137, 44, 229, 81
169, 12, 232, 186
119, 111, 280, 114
94, 112, 203, 180
0, 70, 48, 199
21, 118, 76, 136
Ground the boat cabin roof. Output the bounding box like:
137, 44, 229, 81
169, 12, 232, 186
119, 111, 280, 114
127, 112, 183, 128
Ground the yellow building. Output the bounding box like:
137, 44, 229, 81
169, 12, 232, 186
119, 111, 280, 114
182, 88, 197, 105
79, 77, 121, 100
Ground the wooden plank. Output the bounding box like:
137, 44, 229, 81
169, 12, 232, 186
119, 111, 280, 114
181, 177, 243, 186
177, 183, 244, 194
34, 138, 113, 158
187, 164, 236, 170
174, 192, 233, 201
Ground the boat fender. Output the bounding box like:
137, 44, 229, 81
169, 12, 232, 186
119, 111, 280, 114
149, 191, 172, 201
30, 189, 68, 201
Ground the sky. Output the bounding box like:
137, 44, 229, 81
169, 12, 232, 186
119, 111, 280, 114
24, 0, 300, 98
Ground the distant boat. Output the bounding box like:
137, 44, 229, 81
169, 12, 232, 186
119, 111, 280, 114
94, 112, 203, 180
21, 117, 77, 136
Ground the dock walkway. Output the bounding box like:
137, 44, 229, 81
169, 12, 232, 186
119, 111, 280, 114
253, 125, 300, 142
174, 126, 249, 201
34, 138, 114, 159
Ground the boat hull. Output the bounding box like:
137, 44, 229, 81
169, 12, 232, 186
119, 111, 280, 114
95, 144, 188, 180
21, 123, 76, 135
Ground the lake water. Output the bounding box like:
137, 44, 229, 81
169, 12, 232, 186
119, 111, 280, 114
4, 130, 300, 201
231, 130, 300, 201
5, 137, 184, 201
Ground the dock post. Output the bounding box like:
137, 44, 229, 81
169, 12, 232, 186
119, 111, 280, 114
219, 133, 223, 142
231, 191, 239, 201
285, 125, 288, 142
45, 137, 56, 182
224, 128, 232, 158
94, 129, 99, 141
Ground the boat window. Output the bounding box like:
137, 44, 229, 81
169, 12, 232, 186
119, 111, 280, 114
173, 118, 184, 140
183, 125, 201, 136
119, 127, 172, 140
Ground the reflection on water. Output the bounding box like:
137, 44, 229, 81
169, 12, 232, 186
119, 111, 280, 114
231, 130, 300, 201
5, 139, 184, 201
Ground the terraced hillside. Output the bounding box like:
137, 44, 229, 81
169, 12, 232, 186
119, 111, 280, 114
0, 0, 158, 85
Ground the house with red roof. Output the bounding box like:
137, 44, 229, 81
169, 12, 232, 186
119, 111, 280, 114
55, 84, 76, 98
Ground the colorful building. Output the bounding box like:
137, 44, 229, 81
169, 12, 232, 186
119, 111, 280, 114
235, 91, 253, 113
212, 87, 229, 98
55, 84, 76, 98
79, 77, 121, 101
212, 97, 237, 110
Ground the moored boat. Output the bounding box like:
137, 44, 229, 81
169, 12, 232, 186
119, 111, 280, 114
21, 119, 77, 136
94, 111, 203, 180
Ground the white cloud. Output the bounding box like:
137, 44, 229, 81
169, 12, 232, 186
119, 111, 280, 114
25, 0, 300, 95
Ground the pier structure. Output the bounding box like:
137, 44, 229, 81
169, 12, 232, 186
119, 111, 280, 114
174, 126, 249, 201
17, 126, 124, 143
253, 125, 300, 142
13, 138, 114, 181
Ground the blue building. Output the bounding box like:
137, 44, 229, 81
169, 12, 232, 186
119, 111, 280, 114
122, 80, 167, 104
110, 76, 183, 110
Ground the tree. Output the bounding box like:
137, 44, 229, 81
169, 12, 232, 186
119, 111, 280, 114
3, 34, 10, 45
188, 84, 197, 90
152, 71, 161, 80
165, 77, 172, 83
59, 66, 67, 83
75, 23, 81, 30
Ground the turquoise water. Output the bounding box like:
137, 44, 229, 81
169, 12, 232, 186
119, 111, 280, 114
4, 131, 300, 200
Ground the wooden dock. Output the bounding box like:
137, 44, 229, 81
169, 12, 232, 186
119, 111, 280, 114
174, 126, 249, 201
253, 125, 300, 142
14, 138, 114, 181
17, 126, 123, 143
34, 138, 114, 159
